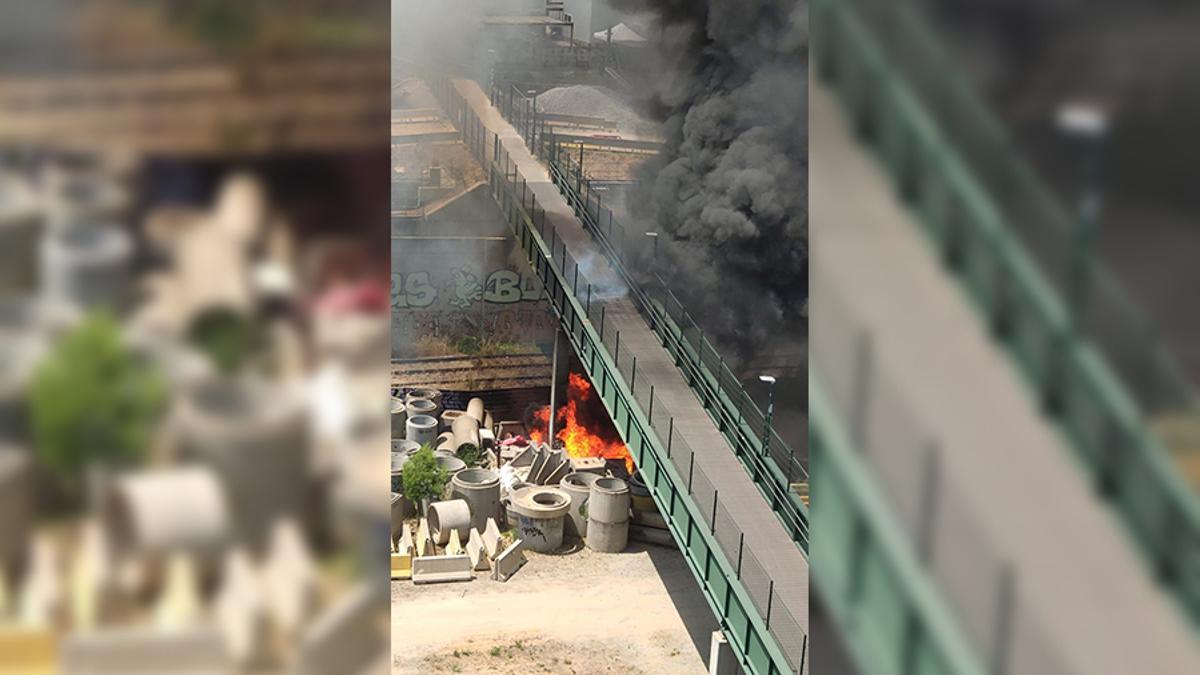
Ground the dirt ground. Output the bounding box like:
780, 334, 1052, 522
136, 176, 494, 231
391, 542, 713, 674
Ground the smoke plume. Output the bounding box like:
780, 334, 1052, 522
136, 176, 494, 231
616, 0, 808, 363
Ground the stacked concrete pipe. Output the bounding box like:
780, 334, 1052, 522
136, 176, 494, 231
104, 467, 231, 556
586, 477, 631, 553
405, 397, 440, 421
440, 409, 465, 432
435, 454, 467, 480
559, 472, 602, 541
405, 414, 439, 447
451, 468, 501, 532
510, 486, 571, 553
405, 388, 443, 408
175, 376, 310, 550
390, 397, 407, 438
427, 499, 471, 546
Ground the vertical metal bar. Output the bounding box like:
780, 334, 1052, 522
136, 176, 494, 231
600, 305, 606, 341
586, 284, 592, 315
710, 490, 718, 534
736, 533, 745, 578
687, 452, 695, 493
648, 385, 655, 422
765, 580, 775, 629
667, 418, 674, 457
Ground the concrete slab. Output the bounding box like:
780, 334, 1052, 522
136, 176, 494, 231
482, 518, 501, 560
569, 456, 606, 474
491, 540, 526, 583
390, 553, 412, 581
466, 529, 490, 572
397, 522, 413, 556
445, 529, 464, 556
412, 555, 474, 585
61, 626, 230, 674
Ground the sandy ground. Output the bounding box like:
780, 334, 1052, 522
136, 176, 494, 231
391, 542, 714, 674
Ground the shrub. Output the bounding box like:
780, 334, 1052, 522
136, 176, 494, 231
401, 445, 448, 506
30, 313, 167, 486
187, 306, 263, 374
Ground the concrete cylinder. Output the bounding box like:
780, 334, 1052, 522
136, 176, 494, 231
41, 224, 132, 311
484, 411, 495, 434
435, 454, 467, 479
104, 467, 230, 555
405, 397, 440, 420
406, 388, 443, 408
587, 477, 631, 524
451, 414, 481, 454
390, 397, 407, 438
587, 519, 629, 553
466, 398, 485, 425
175, 377, 308, 550
435, 432, 454, 451
392, 439, 421, 455
628, 471, 654, 513
405, 414, 438, 447
559, 472, 601, 540
451, 468, 501, 532
426, 499, 471, 546
511, 487, 571, 553
440, 409, 465, 431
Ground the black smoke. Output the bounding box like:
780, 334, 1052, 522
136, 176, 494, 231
615, 0, 808, 364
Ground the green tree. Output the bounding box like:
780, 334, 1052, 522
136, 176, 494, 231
401, 445, 448, 508
30, 313, 167, 486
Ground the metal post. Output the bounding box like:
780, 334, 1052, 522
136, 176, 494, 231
736, 533, 745, 577
586, 284, 592, 315
710, 490, 718, 534
667, 418, 674, 457
765, 580, 775, 629
648, 385, 655, 421
630, 357, 637, 391
600, 305, 606, 340
759, 375, 777, 458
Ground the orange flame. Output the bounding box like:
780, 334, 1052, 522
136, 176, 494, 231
531, 372, 635, 474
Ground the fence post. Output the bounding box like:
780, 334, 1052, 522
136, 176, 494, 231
735, 533, 745, 577
688, 452, 695, 493
600, 305, 606, 341
765, 580, 775, 630
648, 385, 655, 422
630, 357, 638, 394
586, 284, 592, 315
667, 418, 674, 457
710, 490, 719, 534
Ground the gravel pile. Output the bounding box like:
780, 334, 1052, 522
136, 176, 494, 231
536, 85, 658, 137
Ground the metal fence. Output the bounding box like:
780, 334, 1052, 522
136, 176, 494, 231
487, 78, 809, 548
812, 269, 1071, 675
813, 0, 1200, 626
430, 77, 807, 674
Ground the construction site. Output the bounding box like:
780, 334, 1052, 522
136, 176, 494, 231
391, 1, 807, 673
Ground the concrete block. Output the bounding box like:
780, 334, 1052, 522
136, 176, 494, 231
490, 540, 526, 583
569, 456, 607, 474
482, 518, 501, 560
527, 447, 547, 480
445, 529, 464, 556
479, 428, 496, 451
0, 626, 57, 674
213, 548, 270, 667
396, 523, 413, 556
263, 520, 319, 638
466, 529, 490, 572
61, 626, 230, 674
542, 459, 570, 487
297, 583, 385, 675
415, 518, 433, 557
411, 555, 473, 585
390, 553, 412, 580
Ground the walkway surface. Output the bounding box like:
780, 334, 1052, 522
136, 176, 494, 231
453, 78, 810, 663
811, 81, 1200, 674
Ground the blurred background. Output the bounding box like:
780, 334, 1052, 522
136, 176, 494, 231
810, 0, 1200, 673
0, 1, 390, 673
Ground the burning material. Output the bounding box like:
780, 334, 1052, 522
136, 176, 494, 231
530, 373, 635, 475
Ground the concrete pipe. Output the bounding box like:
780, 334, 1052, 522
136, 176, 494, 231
41, 224, 132, 311
484, 411, 495, 434
426, 499, 471, 546
587, 519, 629, 553
435, 454, 467, 478
104, 467, 231, 555
587, 477, 631, 525
405, 397, 440, 420
441, 409, 465, 432
559, 472, 602, 540
628, 471, 655, 514
451, 469, 501, 532
466, 398, 486, 425
406, 388, 443, 408
451, 414, 481, 454
390, 453, 407, 493
405, 414, 438, 447
503, 483, 531, 529
390, 397, 407, 438
510, 487, 571, 553
435, 432, 454, 451
392, 439, 421, 455
175, 376, 310, 551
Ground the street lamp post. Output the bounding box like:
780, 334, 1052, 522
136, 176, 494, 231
759, 375, 777, 458
1056, 102, 1108, 335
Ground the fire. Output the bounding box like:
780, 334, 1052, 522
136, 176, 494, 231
530, 372, 635, 474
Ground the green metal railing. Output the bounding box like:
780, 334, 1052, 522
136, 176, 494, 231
429, 77, 806, 674
489, 80, 809, 554
813, 0, 1200, 626
811, 376, 989, 675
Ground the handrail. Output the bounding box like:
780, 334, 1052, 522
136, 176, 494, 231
487, 79, 810, 551
813, 0, 1200, 627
